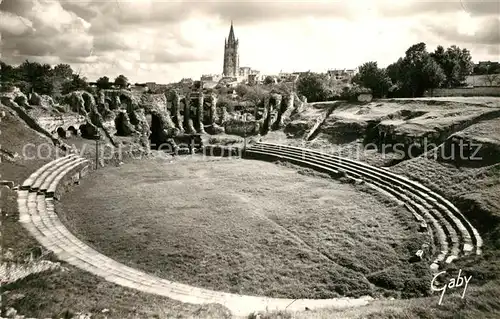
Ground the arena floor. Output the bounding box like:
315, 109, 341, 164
57, 155, 426, 299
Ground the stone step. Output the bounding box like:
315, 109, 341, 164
40, 158, 87, 193
250, 144, 462, 251
246, 147, 450, 264
21, 154, 76, 190
31, 156, 79, 191
46, 159, 89, 197
254, 142, 482, 256
247, 144, 467, 268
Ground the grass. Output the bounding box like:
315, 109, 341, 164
0, 152, 232, 319
3, 95, 499, 318
57, 155, 429, 300
0, 103, 232, 318
0, 104, 58, 184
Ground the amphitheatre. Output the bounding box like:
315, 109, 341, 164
1, 85, 500, 319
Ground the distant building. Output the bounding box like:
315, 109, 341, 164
180, 78, 194, 86
278, 72, 299, 83
327, 69, 357, 81
292, 71, 311, 76
201, 74, 222, 82
238, 67, 260, 84
202, 81, 218, 90
248, 74, 262, 85
219, 76, 239, 88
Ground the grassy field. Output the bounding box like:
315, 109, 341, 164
57, 155, 428, 300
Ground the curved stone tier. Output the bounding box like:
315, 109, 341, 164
245, 142, 483, 270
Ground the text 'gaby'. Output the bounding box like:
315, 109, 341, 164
431, 269, 472, 305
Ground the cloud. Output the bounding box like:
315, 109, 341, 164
1, 0, 499, 84
426, 16, 500, 45
0, 11, 33, 36
377, 0, 500, 18
86, 0, 354, 30
0, 0, 93, 64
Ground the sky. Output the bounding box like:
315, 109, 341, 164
0, 0, 499, 84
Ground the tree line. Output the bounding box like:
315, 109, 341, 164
0, 60, 129, 97
1, 43, 496, 102
296, 43, 482, 102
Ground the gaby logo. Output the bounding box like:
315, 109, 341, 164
431, 269, 472, 305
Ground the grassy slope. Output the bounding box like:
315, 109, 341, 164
0, 103, 58, 184
57, 156, 427, 300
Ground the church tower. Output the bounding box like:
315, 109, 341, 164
222, 21, 239, 77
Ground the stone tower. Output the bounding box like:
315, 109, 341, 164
222, 21, 239, 77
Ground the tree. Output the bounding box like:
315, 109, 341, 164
431, 45, 473, 87
61, 74, 89, 94
263, 76, 275, 85
17, 60, 54, 95
235, 84, 250, 97
52, 63, 73, 80
353, 61, 392, 98
484, 71, 500, 86
114, 74, 129, 89
422, 58, 446, 96
296, 72, 329, 102
0, 61, 18, 84
96, 76, 112, 90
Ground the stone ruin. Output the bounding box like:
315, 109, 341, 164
1, 85, 308, 153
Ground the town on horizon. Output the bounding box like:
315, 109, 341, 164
123, 21, 500, 93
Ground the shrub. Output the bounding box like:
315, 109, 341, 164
216, 95, 237, 112
340, 85, 371, 101
367, 269, 405, 290
296, 72, 330, 102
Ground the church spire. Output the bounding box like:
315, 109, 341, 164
228, 20, 236, 43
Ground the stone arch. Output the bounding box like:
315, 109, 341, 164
67, 126, 78, 136
79, 123, 99, 139
56, 127, 67, 139
149, 113, 170, 150
119, 94, 131, 110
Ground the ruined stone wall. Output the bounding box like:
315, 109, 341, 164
169, 90, 184, 132
183, 93, 197, 134
196, 92, 205, 133
36, 115, 87, 134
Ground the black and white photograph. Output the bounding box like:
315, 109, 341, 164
0, 0, 499, 318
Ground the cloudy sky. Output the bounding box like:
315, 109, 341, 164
1, 0, 499, 84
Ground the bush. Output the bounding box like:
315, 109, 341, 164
296, 72, 330, 102
367, 270, 405, 290
263, 76, 275, 85
235, 84, 250, 97
339, 85, 371, 101
216, 95, 237, 112
402, 278, 431, 298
